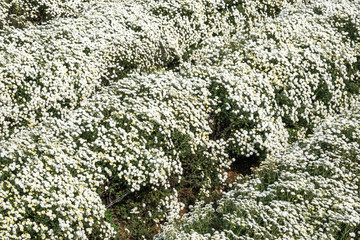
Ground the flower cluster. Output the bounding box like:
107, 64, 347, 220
54, 71, 230, 192
0, 125, 116, 239
157, 190, 185, 223
181, 0, 360, 160
155, 102, 360, 240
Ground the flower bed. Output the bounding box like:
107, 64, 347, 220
0, 0, 359, 239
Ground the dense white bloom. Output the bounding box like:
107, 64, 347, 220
156, 103, 360, 240
0, 0, 359, 238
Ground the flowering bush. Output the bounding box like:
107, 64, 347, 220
54, 71, 231, 191
0, 0, 237, 140
0, 0, 359, 239
0, 125, 116, 239
155, 104, 360, 240
182, 0, 360, 161
0, 70, 231, 238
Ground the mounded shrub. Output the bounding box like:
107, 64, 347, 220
0, 0, 244, 140
155, 104, 360, 240
181, 0, 360, 162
